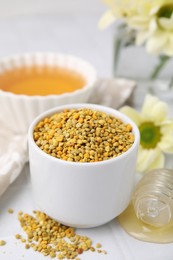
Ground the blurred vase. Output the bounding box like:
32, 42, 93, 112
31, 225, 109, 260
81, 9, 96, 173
113, 25, 173, 111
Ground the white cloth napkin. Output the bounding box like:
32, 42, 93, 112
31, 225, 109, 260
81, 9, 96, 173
0, 123, 28, 197
0, 78, 135, 197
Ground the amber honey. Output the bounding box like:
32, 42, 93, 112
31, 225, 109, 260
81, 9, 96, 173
118, 169, 173, 243
118, 203, 173, 243
0, 66, 86, 96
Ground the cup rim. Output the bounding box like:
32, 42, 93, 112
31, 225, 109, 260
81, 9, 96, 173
28, 103, 140, 167
0, 52, 97, 99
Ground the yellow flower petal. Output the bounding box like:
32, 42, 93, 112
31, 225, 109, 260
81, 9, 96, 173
119, 106, 141, 126
141, 94, 158, 115
149, 5, 161, 15
141, 94, 168, 124
147, 151, 165, 170
128, 16, 150, 30
163, 37, 173, 56
160, 123, 173, 152
137, 147, 158, 172
159, 17, 173, 31
136, 148, 149, 172
146, 32, 168, 55
160, 123, 173, 134
135, 18, 157, 46
137, 147, 164, 173
158, 134, 173, 153
149, 18, 158, 32
150, 101, 169, 123
99, 11, 116, 29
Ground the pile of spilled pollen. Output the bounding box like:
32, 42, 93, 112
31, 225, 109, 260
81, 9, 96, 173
1, 209, 107, 259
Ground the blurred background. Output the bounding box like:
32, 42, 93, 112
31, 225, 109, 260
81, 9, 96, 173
0, 0, 172, 80
0, 0, 112, 77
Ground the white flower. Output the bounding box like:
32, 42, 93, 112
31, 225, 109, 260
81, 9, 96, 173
120, 95, 173, 173
100, 0, 173, 56
135, 4, 173, 56
99, 0, 144, 29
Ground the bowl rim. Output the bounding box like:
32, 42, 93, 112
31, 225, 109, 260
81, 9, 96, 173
28, 103, 140, 167
0, 52, 97, 99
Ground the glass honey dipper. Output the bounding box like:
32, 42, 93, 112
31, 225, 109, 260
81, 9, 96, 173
118, 169, 173, 243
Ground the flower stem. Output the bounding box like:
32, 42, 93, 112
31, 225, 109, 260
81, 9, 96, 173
169, 76, 173, 89
113, 35, 122, 77
150, 55, 170, 80
113, 24, 136, 77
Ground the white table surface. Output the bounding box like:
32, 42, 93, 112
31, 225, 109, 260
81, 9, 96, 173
0, 13, 173, 260
1, 165, 173, 260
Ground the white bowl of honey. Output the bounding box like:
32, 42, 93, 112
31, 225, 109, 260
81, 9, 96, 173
0, 52, 96, 133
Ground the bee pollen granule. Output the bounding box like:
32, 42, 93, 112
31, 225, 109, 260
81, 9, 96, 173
0, 240, 6, 246
33, 108, 134, 162
16, 210, 106, 259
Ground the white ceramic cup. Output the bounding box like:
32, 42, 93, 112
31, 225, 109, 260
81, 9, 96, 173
28, 103, 140, 228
